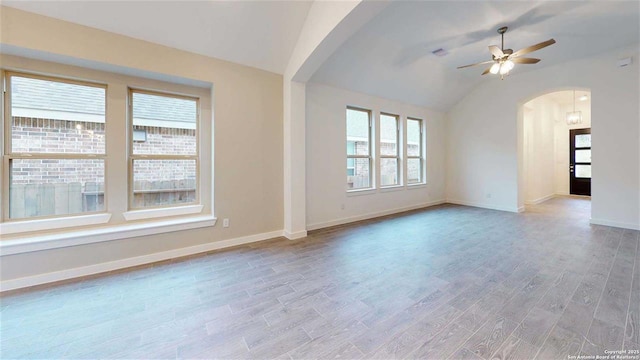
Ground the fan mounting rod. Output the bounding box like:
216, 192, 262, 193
497, 26, 508, 51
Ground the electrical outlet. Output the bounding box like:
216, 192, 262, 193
486, 193, 492, 199
223, 218, 230, 228
340, 203, 345, 210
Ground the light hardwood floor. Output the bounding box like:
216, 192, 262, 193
1, 197, 638, 359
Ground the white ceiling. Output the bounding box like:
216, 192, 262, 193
3, 1, 638, 110
544, 90, 591, 107
310, 1, 640, 111
2, 0, 313, 74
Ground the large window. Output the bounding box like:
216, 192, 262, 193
129, 90, 199, 209
4, 73, 107, 220
346, 107, 372, 190
407, 117, 424, 184
1, 66, 210, 236
380, 113, 400, 187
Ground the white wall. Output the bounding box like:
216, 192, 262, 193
447, 44, 639, 229
523, 97, 558, 204
306, 83, 446, 229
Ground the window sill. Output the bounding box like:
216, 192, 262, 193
380, 185, 404, 193
407, 183, 427, 189
0, 215, 217, 256
346, 188, 377, 197
123, 204, 204, 221
0, 213, 112, 236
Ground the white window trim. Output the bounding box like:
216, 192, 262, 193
379, 185, 404, 193
406, 117, 426, 185
122, 204, 204, 221
0, 215, 216, 256
380, 112, 401, 188
0, 213, 112, 236
3, 72, 109, 223
346, 188, 377, 197
128, 88, 200, 211
346, 106, 374, 192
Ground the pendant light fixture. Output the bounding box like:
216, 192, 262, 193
566, 90, 582, 125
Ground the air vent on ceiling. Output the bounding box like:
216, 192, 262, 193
432, 48, 448, 57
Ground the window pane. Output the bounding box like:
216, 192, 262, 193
347, 158, 370, 190
133, 159, 197, 207
407, 158, 422, 184
575, 134, 591, 148
11, 76, 106, 154
575, 149, 591, 163
380, 114, 398, 156
132, 92, 197, 156
575, 165, 591, 178
407, 119, 421, 157
346, 141, 356, 156
380, 158, 398, 186
346, 108, 369, 156
347, 157, 355, 176
9, 159, 105, 219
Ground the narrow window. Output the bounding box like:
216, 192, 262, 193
407, 118, 424, 184
380, 113, 400, 186
4, 73, 107, 220
129, 90, 199, 209
346, 107, 372, 190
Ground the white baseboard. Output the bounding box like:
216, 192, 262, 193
446, 199, 520, 213
590, 218, 640, 230
524, 194, 556, 205
283, 230, 308, 240
0, 230, 284, 292
306, 200, 446, 231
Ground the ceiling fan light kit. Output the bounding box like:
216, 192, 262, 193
457, 26, 556, 79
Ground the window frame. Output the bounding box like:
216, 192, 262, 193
346, 106, 373, 191
406, 117, 425, 185
2, 71, 109, 222
127, 88, 201, 211
379, 112, 401, 187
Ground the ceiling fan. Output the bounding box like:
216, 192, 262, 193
457, 26, 556, 79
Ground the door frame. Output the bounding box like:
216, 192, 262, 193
569, 128, 592, 196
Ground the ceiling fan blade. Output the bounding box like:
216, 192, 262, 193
488, 45, 504, 58
481, 67, 492, 75
511, 39, 556, 58
511, 57, 541, 64
457, 60, 494, 69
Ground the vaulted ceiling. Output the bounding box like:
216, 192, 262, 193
310, 1, 639, 111
2, 1, 639, 111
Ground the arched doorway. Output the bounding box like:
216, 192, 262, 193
518, 88, 592, 217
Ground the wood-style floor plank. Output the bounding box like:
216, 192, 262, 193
490, 335, 540, 360
536, 324, 584, 360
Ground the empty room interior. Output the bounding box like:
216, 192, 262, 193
1, 1, 639, 359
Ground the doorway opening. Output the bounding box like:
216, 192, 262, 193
570, 128, 592, 196
520, 89, 592, 214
